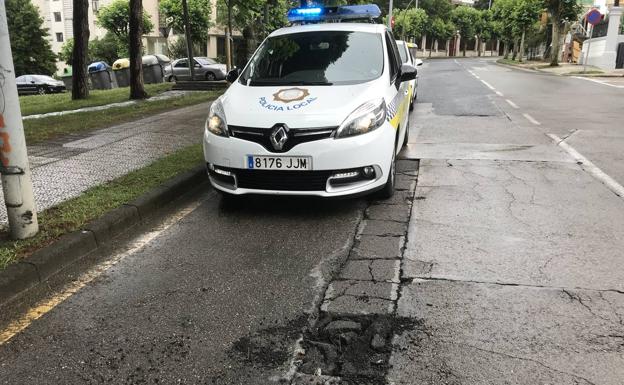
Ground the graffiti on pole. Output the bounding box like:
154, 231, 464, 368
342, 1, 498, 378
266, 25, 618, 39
0, 64, 11, 167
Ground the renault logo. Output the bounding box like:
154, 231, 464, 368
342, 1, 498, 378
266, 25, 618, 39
270, 124, 289, 151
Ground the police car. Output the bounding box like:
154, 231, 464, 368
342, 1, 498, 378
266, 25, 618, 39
203, 4, 417, 198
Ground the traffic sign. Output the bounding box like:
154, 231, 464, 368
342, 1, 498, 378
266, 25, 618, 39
586, 9, 602, 26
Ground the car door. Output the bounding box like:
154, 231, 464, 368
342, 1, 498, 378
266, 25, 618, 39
384, 32, 409, 152
173, 59, 190, 80
16, 76, 37, 95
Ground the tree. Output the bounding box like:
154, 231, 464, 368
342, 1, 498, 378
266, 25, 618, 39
5, 0, 56, 76
72, 0, 90, 100
392, 8, 428, 42
129, 0, 146, 99
160, 0, 212, 49
512, 0, 541, 62
452, 5, 481, 56
60, 33, 125, 65
427, 18, 456, 57
97, 0, 153, 42
543, 0, 581, 66
492, 0, 516, 58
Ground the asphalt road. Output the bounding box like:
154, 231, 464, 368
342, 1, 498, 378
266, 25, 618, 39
1, 58, 623, 385
391, 58, 624, 385
0, 191, 368, 384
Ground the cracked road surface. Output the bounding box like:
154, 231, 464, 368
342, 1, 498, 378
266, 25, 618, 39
0, 193, 369, 384
390, 58, 624, 384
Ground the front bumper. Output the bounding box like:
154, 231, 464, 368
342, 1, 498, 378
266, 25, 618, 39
203, 123, 395, 197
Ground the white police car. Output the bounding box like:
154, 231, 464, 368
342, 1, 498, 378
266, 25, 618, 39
203, 4, 416, 198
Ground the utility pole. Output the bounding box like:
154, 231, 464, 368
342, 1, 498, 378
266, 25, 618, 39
182, 0, 195, 80
0, 2, 39, 239
388, 0, 394, 29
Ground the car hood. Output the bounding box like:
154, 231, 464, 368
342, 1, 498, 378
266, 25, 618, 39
221, 81, 381, 128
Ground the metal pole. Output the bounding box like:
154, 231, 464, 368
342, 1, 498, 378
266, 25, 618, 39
583, 24, 593, 73
489, 0, 492, 9
182, 0, 194, 80
388, 0, 394, 29
0, 2, 39, 239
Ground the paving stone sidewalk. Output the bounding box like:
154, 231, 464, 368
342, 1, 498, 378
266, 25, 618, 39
0, 101, 211, 225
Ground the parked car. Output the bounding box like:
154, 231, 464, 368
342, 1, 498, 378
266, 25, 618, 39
16, 75, 66, 96
163, 57, 227, 82
396, 40, 423, 110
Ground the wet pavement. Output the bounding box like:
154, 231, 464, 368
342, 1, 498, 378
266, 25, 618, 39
1, 58, 624, 384
0, 102, 210, 224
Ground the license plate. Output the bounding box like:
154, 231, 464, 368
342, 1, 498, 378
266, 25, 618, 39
246, 155, 312, 170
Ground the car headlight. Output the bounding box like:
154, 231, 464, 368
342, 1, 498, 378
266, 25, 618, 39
335, 98, 387, 139
206, 98, 228, 137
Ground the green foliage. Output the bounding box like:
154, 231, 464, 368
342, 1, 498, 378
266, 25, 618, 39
96, 0, 154, 41
390, 8, 429, 40
167, 36, 207, 59
428, 18, 456, 43
418, 0, 454, 22
474, 0, 495, 10
59, 33, 127, 65
513, 0, 542, 34
159, 0, 212, 46
452, 6, 482, 42
6, 0, 57, 76
543, 0, 581, 24
216, 0, 291, 37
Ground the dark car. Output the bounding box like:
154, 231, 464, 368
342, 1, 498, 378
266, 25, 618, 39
16, 75, 66, 96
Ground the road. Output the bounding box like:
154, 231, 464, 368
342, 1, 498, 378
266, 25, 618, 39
0, 58, 623, 384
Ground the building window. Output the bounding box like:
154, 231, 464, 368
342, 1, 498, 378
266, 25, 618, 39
53, 12, 61, 22
56, 33, 64, 42
92, 0, 99, 12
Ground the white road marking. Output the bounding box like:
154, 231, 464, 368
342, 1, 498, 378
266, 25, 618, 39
572, 76, 624, 89
523, 113, 541, 125
480, 79, 496, 90
0, 198, 204, 345
505, 99, 519, 109
548, 134, 624, 198
496, 91, 504, 97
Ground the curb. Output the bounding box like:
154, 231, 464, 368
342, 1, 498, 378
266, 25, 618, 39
0, 164, 207, 308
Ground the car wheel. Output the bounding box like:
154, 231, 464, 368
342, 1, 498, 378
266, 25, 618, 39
37, 87, 47, 95
169, 75, 177, 82
206, 72, 216, 81
376, 143, 396, 199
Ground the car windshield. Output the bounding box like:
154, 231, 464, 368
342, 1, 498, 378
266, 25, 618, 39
396, 42, 408, 63
240, 30, 384, 86
196, 57, 217, 65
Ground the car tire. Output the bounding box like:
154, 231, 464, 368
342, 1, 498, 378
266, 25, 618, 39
206, 72, 216, 81
376, 143, 396, 200
37, 87, 47, 95
169, 75, 177, 82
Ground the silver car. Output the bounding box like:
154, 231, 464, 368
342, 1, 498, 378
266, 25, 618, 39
164, 57, 227, 81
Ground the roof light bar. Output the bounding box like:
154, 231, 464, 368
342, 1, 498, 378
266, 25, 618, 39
287, 4, 382, 23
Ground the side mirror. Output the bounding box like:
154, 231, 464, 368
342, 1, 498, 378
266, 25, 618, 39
414, 59, 423, 67
400, 64, 417, 82
226, 67, 242, 83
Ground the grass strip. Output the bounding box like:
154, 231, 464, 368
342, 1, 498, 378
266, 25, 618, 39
19, 83, 174, 116
0, 144, 204, 270
24, 91, 218, 145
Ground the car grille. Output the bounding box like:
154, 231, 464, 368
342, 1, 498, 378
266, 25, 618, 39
222, 167, 333, 191
228, 125, 336, 153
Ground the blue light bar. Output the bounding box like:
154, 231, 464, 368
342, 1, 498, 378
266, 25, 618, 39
287, 4, 382, 23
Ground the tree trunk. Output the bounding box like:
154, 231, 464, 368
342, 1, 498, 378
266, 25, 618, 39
463, 40, 466, 57
512, 40, 518, 60
503, 42, 509, 59
518, 29, 526, 63
129, 0, 146, 99
226, 0, 233, 71
71, 0, 89, 100
550, 19, 560, 66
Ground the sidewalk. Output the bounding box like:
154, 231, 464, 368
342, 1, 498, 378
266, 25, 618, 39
0, 102, 211, 225
498, 59, 624, 77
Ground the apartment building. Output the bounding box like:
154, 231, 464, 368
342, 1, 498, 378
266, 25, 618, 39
33, 0, 239, 72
